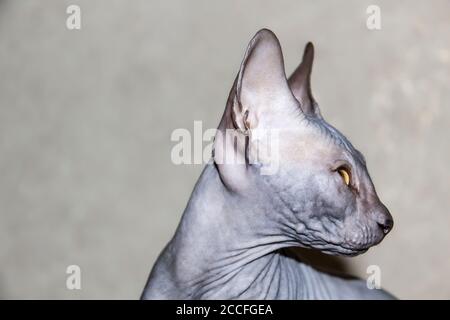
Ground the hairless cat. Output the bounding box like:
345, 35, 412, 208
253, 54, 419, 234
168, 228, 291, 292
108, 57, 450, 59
142, 29, 395, 299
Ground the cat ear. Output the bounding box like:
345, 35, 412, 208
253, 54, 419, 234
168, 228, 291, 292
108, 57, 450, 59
214, 29, 300, 191
288, 42, 321, 118
226, 28, 300, 133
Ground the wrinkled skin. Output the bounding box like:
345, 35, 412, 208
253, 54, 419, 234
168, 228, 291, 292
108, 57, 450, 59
141, 29, 395, 299
259, 117, 393, 257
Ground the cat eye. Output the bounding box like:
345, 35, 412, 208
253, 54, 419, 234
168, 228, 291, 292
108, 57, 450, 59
337, 167, 351, 186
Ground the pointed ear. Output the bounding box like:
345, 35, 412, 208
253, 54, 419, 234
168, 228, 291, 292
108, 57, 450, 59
213, 29, 300, 191
288, 42, 321, 117
227, 29, 299, 132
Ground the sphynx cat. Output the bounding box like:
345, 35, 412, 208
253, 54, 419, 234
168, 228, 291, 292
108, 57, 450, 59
142, 29, 395, 299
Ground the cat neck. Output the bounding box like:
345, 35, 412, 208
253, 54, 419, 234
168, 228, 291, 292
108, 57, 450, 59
151, 164, 311, 299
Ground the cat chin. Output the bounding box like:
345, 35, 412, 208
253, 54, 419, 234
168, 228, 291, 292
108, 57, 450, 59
315, 245, 369, 257
338, 248, 369, 257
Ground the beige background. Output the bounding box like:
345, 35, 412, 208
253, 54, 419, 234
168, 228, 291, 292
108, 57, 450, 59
0, 0, 449, 299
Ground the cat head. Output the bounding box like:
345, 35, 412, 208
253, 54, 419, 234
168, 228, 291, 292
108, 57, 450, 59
213, 29, 393, 255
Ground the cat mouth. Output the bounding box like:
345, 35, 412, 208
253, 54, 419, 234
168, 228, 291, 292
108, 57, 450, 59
298, 234, 376, 256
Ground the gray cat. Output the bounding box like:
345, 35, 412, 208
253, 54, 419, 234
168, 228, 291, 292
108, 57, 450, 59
142, 29, 394, 299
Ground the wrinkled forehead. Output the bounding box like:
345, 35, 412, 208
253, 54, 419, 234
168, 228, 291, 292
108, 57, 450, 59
316, 119, 367, 167
276, 117, 367, 167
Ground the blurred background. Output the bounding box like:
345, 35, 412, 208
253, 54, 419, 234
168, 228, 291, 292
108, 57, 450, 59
0, 0, 449, 299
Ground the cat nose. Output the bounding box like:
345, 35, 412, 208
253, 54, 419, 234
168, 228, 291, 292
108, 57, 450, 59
378, 216, 393, 234
374, 204, 394, 235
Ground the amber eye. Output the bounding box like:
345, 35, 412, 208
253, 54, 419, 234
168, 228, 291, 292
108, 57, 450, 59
337, 167, 351, 186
